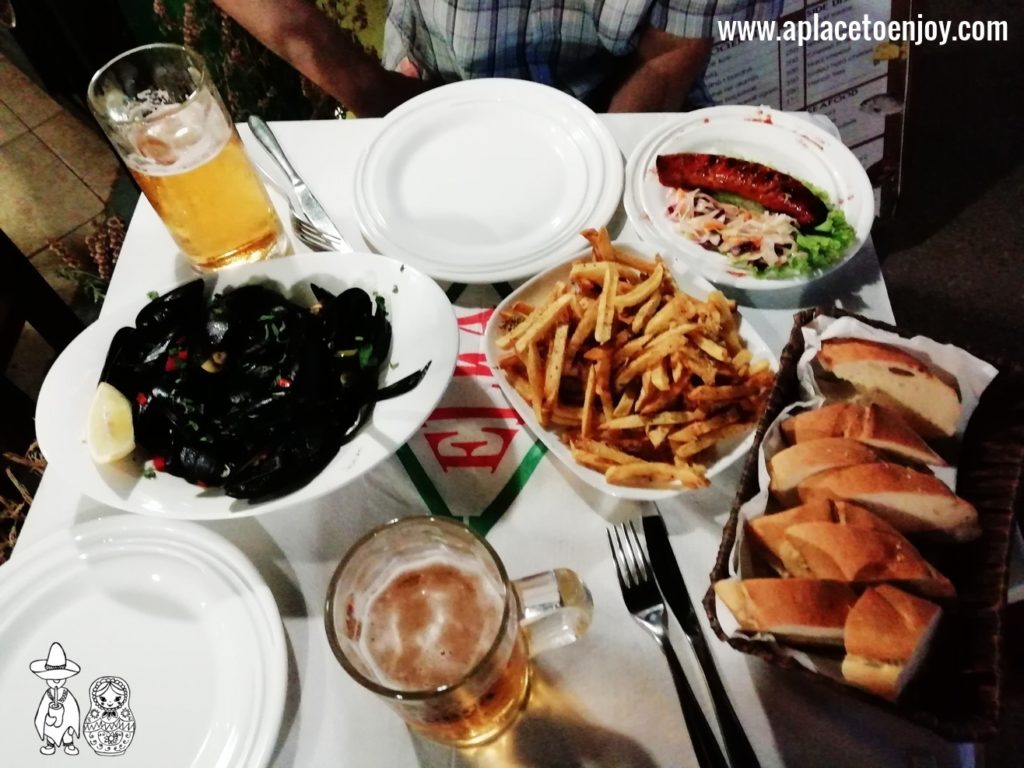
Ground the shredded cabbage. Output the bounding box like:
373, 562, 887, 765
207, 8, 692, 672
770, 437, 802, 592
664, 187, 856, 279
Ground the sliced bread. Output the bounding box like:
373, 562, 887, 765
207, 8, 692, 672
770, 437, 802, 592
780, 402, 946, 466
842, 585, 942, 701
714, 578, 858, 647
781, 521, 955, 599
797, 462, 980, 541
746, 499, 898, 575
768, 438, 879, 504
816, 339, 961, 439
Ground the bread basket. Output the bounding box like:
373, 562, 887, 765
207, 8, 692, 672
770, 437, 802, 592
703, 306, 1023, 741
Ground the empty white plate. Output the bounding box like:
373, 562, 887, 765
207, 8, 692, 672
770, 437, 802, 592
354, 79, 623, 283
0, 515, 286, 767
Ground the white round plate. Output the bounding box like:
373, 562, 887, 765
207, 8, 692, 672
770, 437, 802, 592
35, 252, 458, 519
483, 238, 777, 501
0, 515, 286, 767
623, 105, 874, 291
354, 79, 623, 283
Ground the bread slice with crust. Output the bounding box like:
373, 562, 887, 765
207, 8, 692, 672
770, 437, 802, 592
780, 403, 946, 466
816, 339, 961, 439
714, 578, 858, 647
768, 438, 879, 504
781, 521, 955, 599
797, 462, 980, 541
746, 499, 898, 575
842, 585, 942, 701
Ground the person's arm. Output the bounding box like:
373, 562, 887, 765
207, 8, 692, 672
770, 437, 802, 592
212, 0, 431, 116
606, 28, 712, 112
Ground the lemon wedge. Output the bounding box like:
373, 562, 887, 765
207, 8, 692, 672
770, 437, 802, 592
87, 382, 136, 464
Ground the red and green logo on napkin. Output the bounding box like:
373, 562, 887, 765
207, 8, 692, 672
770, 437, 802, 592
396, 284, 546, 535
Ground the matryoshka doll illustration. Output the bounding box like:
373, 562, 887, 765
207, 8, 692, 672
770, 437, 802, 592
83, 676, 136, 756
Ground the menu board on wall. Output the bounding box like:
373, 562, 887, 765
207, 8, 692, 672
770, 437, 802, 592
702, 0, 911, 217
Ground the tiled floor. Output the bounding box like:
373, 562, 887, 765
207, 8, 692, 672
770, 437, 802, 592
0, 48, 121, 399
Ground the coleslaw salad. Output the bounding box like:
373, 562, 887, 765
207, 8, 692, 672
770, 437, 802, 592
664, 184, 856, 279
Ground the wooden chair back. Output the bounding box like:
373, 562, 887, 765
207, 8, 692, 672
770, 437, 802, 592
0, 230, 85, 450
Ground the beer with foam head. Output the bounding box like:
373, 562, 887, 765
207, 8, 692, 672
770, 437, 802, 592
88, 45, 285, 271
326, 517, 592, 747
357, 554, 532, 744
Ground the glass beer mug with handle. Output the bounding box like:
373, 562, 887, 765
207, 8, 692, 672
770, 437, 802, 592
87, 44, 286, 271
325, 516, 593, 748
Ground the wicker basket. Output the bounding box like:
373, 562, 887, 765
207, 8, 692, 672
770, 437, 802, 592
703, 306, 1024, 741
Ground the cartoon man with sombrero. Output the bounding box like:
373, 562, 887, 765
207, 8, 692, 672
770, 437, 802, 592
30, 642, 82, 756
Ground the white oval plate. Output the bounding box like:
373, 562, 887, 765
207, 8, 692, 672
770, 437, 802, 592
354, 79, 623, 283
35, 252, 458, 519
624, 105, 874, 291
0, 515, 286, 767
483, 238, 778, 501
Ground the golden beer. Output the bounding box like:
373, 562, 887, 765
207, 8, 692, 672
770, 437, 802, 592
405, 629, 531, 746
88, 44, 285, 271
131, 131, 283, 271
325, 517, 593, 748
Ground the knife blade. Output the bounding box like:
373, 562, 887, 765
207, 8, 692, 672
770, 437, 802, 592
247, 116, 347, 243
643, 513, 761, 768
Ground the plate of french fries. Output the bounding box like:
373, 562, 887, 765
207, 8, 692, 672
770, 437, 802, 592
484, 229, 777, 500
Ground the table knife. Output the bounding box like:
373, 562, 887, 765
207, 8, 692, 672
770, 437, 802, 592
247, 116, 347, 244
643, 513, 761, 768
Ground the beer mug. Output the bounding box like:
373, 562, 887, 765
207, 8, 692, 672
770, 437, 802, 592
325, 516, 593, 747
87, 44, 286, 271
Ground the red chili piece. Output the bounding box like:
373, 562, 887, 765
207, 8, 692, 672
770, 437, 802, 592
164, 357, 176, 372
152, 456, 167, 471
177, 349, 189, 360
135, 393, 148, 406
277, 377, 292, 389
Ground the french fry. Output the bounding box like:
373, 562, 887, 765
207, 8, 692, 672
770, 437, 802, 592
581, 227, 616, 262
594, 263, 617, 343
572, 437, 639, 465
672, 423, 752, 459
631, 292, 662, 334
687, 383, 762, 403
496, 227, 773, 490
668, 410, 742, 443
551, 404, 583, 427
570, 447, 617, 473
581, 365, 597, 439
649, 409, 706, 426
694, 335, 729, 362
526, 342, 545, 425
601, 415, 646, 430
566, 301, 599, 359
543, 324, 569, 408
613, 389, 637, 418
647, 425, 670, 449
605, 462, 709, 490
514, 293, 573, 353
614, 262, 664, 309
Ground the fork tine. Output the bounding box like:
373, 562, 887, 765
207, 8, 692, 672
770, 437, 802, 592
615, 523, 641, 588
611, 525, 629, 587
626, 520, 653, 583
606, 528, 629, 591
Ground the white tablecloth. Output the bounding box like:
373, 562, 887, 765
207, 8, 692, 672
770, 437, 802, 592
12, 114, 975, 767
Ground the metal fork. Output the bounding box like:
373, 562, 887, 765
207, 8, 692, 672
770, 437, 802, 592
608, 521, 730, 768
291, 212, 352, 252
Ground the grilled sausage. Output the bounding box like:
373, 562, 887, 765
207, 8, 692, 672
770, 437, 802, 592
655, 153, 829, 228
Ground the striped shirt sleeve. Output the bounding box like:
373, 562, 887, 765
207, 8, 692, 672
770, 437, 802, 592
647, 0, 784, 40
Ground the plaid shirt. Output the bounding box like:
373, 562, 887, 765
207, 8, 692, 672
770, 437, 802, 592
383, 0, 779, 107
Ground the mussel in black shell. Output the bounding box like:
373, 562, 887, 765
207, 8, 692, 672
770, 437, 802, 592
96, 280, 429, 502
